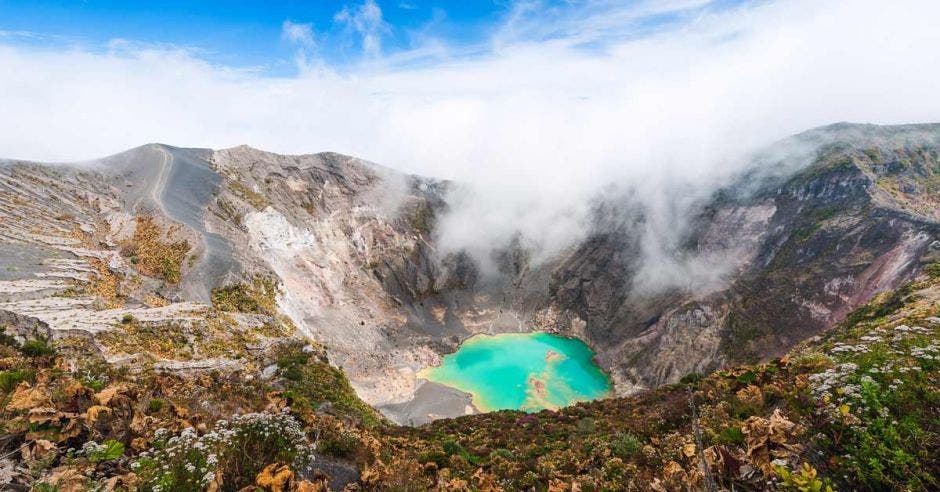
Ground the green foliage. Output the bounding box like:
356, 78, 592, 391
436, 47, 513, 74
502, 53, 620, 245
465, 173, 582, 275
316, 425, 360, 458
100, 321, 192, 360
575, 417, 596, 433
610, 432, 642, 459
736, 370, 757, 384
442, 438, 467, 457
215, 197, 243, 225
789, 352, 832, 370
20, 338, 56, 358
803, 278, 940, 490
680, 372, 703, 385
0, 369, 33, 392
417, 450, 449, 468
0, 329, 20, 349
775, 462, 833, 492
121, 313, 135, 324
275, 343, 381, 427
147, 398, 164, 413
723, 310, 762, 363
842, 285, 913, 327
822, 340, 939, 489
86, 439, 125, 462
490, 448, 513, 460
81, 374, 109, 392
789, 223, 820, 245
12, 222, 940, 491
32, 483, 62, 492
719, 426, 745, 445
440, 437, 482, 465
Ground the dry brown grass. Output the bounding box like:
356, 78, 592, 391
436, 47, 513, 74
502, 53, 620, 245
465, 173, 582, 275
89, 258, 123, 309
100, 321, 192, 360
144, 294, 170, 308
228, 180, 271, 210
121, 216, 191, 284
68, 223, 96, 249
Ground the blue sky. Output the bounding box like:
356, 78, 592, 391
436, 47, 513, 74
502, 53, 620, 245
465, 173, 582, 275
0, 1, 534, 73
0, 0, 746, 74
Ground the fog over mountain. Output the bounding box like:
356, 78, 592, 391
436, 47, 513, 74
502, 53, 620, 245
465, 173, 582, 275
3, 0, 940, 291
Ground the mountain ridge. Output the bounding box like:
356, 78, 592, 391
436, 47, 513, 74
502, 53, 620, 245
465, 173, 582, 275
1, 122, 938, 409
0, 121, 938, 489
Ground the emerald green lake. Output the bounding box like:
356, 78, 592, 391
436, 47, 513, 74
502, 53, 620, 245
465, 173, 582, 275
418, 332, 611, 412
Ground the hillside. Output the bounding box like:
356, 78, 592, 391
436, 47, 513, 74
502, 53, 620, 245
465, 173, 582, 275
371, 265, 940, 490
0, 123, 938, 490
1, 238, 937, 490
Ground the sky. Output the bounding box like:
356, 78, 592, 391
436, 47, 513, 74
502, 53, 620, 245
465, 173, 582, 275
3, 0, 936, 167
2, 0, 940, 289
0, 0, 514, 74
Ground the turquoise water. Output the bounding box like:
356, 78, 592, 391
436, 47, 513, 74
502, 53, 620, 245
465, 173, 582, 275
418, 332, 611, 412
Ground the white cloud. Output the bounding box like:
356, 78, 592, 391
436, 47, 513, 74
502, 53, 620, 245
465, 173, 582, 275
281, 20, 316, 50
1, 0, 939, 289
334, 0, 389, 57
333, 0, 391, 57
281, 20, 317, 70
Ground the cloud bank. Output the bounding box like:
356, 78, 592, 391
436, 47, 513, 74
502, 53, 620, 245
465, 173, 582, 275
2, 0, 940, 290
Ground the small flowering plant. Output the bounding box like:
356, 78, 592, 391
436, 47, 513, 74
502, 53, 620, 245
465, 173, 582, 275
83, 439, 125, 462
805, 317, 939, 489
133, 410, 315, 491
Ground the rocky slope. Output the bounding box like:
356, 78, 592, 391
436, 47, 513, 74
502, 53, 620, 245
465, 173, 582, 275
1, 221, 937, 491
0, 122, 938, 489
2, 124, 939, 423
570, 123, 940, 392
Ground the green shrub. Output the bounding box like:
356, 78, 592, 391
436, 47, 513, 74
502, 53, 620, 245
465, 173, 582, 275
276, 349, 311, 382
775, 462, 833, 492
275, 344, 381, 427
442, 438, 467, 457
20, 338, 56, 358
82, 376, 108, 392
317, 426, 360, 459
736, 370, 757, 384
0, 370, 33, 392
490, 448, 513, 460
0, 330, 20, 349
680, 372, 704, 385
719, 426, 745, 445
410, 203, 435, 235
148, 398, 164, 413
84, 439, 125, 462
610, 433, 642, 459
417, 450, 449, 468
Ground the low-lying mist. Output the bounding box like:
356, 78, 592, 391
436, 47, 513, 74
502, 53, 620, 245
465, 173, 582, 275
2, 0, 940, 294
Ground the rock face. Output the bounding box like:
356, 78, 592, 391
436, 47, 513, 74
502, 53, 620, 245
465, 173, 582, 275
535, 123, 940, 392
1, 123, 938, 423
